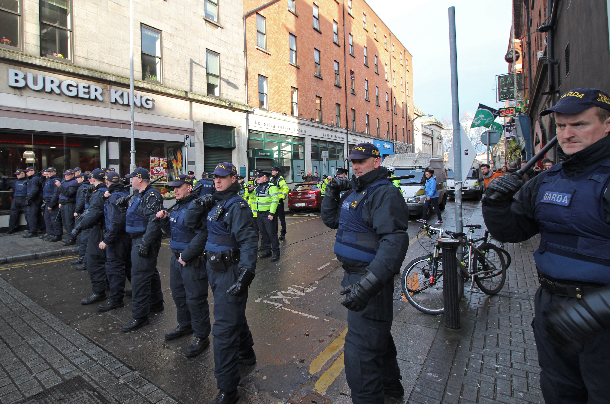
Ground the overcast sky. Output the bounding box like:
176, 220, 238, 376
372, 0, 513, 122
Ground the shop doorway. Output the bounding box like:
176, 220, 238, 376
292, 159, 304, 182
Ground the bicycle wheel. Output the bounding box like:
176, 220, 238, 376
473, 243, 507, 295
401, 255, 445, 315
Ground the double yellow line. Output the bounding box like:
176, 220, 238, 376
0, 255, 78, 271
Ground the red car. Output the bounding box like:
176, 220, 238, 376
288, 182, 323, 211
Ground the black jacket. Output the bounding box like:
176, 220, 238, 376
159, 193, 198, 237
76, 183, 107, 231
134, 185, 164, 246
103, 184, 129, 245
26, 174, 42, 201
75, 182, 90, 214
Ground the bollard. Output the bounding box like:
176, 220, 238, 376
439, 237, 461, 330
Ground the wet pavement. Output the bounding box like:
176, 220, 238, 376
0, 201, 544, 403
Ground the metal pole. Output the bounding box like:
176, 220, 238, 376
448, 7, 462, 235
487, 131, 490, 164
129, 0, 136, 173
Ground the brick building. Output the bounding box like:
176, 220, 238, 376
244, 0, 413, 182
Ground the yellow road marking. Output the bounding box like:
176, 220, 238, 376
314, 352, 345, 394
309, 328, 348, 374
0, 255, 77, 270
287, 217, 319, 226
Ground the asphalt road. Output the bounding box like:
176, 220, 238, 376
0, 199, 482, 403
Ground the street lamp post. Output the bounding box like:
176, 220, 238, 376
129, 0, 136, 173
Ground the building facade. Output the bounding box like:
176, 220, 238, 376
244, 0, 413, 182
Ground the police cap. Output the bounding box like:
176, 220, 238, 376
45, 167, 57, 173
91, 168, 106, 181
14, 169, 24, 175
63, 169, 74, 176
125, 167, 150, 180
348, 143, 381, 160
336, 168, 349, 175
168, 174, 194, 187
105, 171, 121, 184
213, 162, 237, 176
271, 166, 281, 172
541, 88, 610, 116
256, 171, 270, 178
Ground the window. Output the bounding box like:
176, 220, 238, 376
365, 114, 369, 134
375, 86, 379, 105
334, 61, 340, 86
376, 118, 380, 135
392, 43, 395, 57
336, 103, 341, 127
392, 70, 395, 86
206, 50, 220, 96
395, 125, 398, 138
401, 76, 403, 90
258, 75, 268, 109
141, 26, 161, 81
289, 33, 297, 64
363, 46, 368, 66
1, 0, 21, 49
387, 122, 390, 137
402, 102, 404, 118
205, 0, 218, 22
364, 80, 369, 101
400, 52, 403, 65
374, 55, 378, 73
384, 35, 387, 50
291, 87, 298, 116
314, 48, 321, 76
333, 21, 339, 44
393, 97, 397, 114
363, 13, 367, 30
40, 0, 72, 60
406, 57, 409, 70
386, 92, 389, 110
347, 0, 352, 14
313, 4, 320, 31
350, 70, 355, 93
351, 109, 356, 131
385, 63, 388, 80
257, 14, 266, 49
349, 33, 353, 56
373, 24, 377, 40
316, 96, 322, 122
288, 0, 295, 13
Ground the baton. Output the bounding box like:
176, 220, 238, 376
516, 136, 558, 177
391, 175, 416, 180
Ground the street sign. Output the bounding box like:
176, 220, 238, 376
497, 73, 524, 101
498, 107, 517, 117
480, 130, 501, 146
321, 151, 329, 158
184, 134, 191, 147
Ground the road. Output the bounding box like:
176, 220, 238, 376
0, 200, 483, 403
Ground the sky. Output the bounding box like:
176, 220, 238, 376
371, 0, 513, 122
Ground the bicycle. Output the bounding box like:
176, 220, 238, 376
401, 223, 509, 315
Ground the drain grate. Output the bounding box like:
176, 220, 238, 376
289, 392, 331, 404
19, 376, 111, 404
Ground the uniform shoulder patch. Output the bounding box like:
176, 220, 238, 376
238, 200, 249, 208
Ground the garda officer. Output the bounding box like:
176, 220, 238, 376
252, 171, 280, 261
156, 174, 211, 358
482, 88, 610, 403
23, 167, 43, 238
72, 169, 108, 305
122, 167, 165, 332
7, 169, 28, 234
336, 167, 349, 179
269, 166, 289, 240
319, 174, 331, 198
387, 166, 401, 188
187, 170, 197, 185
184, 162, 258, 404
237, 175, 248, 199
322, 143, 409, 403
72, 173, 91, 269
41, 167, 62, 242
198, 172, 214, 197
97, 171, 132, 312
57, 169, 79, 245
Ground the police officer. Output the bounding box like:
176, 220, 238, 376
336, 167, 349, 179
72, 173, 91, 269
187, 170, 197, 185
198, 172, 215, 197
269, 166, 289, 240
7, 169, 28, 234
23, 167, 43, 238
73, 167, 82, 178
387, 166, 401, 188
156, 174, 211, 358
45, 168, 63, 241
122, 167, 165, 332
184, 162, 258, 404
97, 171, 132, 312
57, 169, 79, 245
237, 175, 248, 199
252, 171, 280, 261
72, 169, 108, 305
321, 142, 409, 403
482, 88, 610, 403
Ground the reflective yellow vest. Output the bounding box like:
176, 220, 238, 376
252, 182, 280, 214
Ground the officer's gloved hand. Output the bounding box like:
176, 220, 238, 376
24, 197, 31, 206
116, 196, 130, 207
340, 271, 384, 312
71, 227, 81, 238
545, 287, 610, 352
326, 177, 351, 201
194, 194, 216, 210
484, 174, 524, 202
227, 268, 255, 297
138, 242, 150, 257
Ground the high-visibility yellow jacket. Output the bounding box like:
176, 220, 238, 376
390, 173, 401, 188
252, 182, 280, 215
270, 175, 289, 201
320, 177, 331, 196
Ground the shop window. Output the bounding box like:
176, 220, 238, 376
291, 87, 298, 116
205, 0, 218, 22
258, 75, 268, 109
289, 33, 297, 64
313, 4, 320, 31
336, 103, 341, 127
141, 25, 162, 82
364, 46, 368, 66
334, 61, 340, 86
349, 34, 353, 56
40, 0, 71, 60
351, 109, 356, 131
120, 139, 184, 188
206, 50, 220, 96
0, 0, 21, 49
333, 21, 339, 44
257, 14, 266, 49
314, 48, 321, 77
315, 96, 322, 122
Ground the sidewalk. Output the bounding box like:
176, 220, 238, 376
0, 230, 77, 264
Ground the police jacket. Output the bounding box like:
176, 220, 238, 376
159, 193, 198, 252
58, 178, 79, 203
43, 176, 60, 201
198, 178, 215, 196
126, 185, 164, 245
270, 175, 289, 200
321, 168, 410, 284
26, 174, 42, 202
483, 135, 610, 284
76, 183, 108, 230
252, 181, 279, 214
103, 184, 129, 245
11, 177, 27, 198
75, 182, 90, 214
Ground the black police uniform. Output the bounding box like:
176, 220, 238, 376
24, 172, 43, 235
8, 176, 28, 232
198, 178, 215, 197
75, 181, 91, 262
483, 134, 610, 403
58, 176, 79, 244
322, 167, 410, 404
269, 173, 287, 237
42, 174, 62, 239
125, 184, 164, 322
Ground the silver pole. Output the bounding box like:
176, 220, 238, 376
448, 7, 462, 234
129, 0, 136, 173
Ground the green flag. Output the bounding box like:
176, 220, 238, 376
491, 121, 504, 135
471, 104, 498, 129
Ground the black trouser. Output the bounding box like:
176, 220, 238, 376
8, 197, 26, 231
86, 226, 107, 294
24, 201, 40, 233
106, 234, 132, 302
533, 287, 610, 403
207, 261, 254, 392
276, 199, 286, 235
257, 214, 280, 255
130, 236, 164, 319
170, 253, 211, 339
252, 214, 259, 244
43, 204, 62, 236
60, 203, 75, 239
342, 271, 401, 404
421, 197, 442, 221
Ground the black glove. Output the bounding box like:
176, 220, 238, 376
340, 271, 384, 312
194, 194, 216, 210
24, 197, 31, 206
326, 177, 351, 201
227, 268, 255, 297
545, 287, 610, 352
116, 196, 131, 207
484, 174, 524, 202
138, 242, 150, 257
71, 227, 81, 238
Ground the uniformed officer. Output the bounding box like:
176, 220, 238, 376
97, 171, 132, 312
23, 167, 43, 238
187, 170, 197, 185
322, 142, 409, 403
44, 168, 63, 241
184, 162, 258, 404
156, 174, 211, 358
387, 166, 401, 188
335, 167, 349, 179
482, 88, 610, 403
72, 173, 91, 269
7, 169, 28, 234
122, 167, 165, 332
252, 171, 280, 261
319, 174, 331, 198
269, 166, 289, 240
57, 169, 79, 245
198, 172, 215, 197
72, 169, 108, 305
237, 176, 248, 199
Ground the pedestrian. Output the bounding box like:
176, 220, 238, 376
501, 165, 508, 175
23, 167, 43, 238
335, 167, 349, 179
97, 171, 132, 312
237, 175, 248, 199
72, 173, 91, 270
72, 169, 108, 305
156, 174, 211, 358
7, 169, 27, 234
41, 167, 62, 242
269, 166, 289, 240
312, 171, 319, 181
122, 167, 165, 332
305, 171, 313, 182
417, 168, 442, 224
480, 163, 503, 188
187, 170, 197, 185
56, 169, 79, 246
482, 88, 610, 402
321, 142, 409, 403
252, 171, 280, 262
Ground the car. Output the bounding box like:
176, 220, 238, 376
447, 168, 483, 200
287, 182, 323, 211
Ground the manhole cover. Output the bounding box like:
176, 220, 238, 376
19, 376, 111, 404
289, 392, 331, 404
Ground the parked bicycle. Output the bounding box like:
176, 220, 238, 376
401, 223, 510, 315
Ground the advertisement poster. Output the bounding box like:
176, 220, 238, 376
167, 147, 184, 181
149, 157, 168, 182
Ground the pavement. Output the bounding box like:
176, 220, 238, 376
0, 229, 77, 264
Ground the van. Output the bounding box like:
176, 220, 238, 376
447, 165, 483, 200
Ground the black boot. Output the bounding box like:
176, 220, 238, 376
150, 302, 165, 313
186, 337, 210, 358
279, 230, 286, 240
258, 251, 271, 259
47, 235, 61, 242
62, 237, 76, 246
6, 228, 18, 235
81, 292, 106, 305
38, 233, 48, 239
22, 232, 35, 238
97, 299, 124, 312
239, 349, 256, 365
122, 317, 150, 333
75, 264, 86, 271
165, 325, 193, 341
210, 390, 239, 404
70, 257, 83, 265
271, 254, 280, 262
384, 381, 405, 398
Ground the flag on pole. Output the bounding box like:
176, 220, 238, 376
491, 121, 504, 135
471, 104, 498, 129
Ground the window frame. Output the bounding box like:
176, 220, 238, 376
0, 0, 22, 50
288, 0, 296, 13
363, 46, 368, 66
40, 0, 73, 61
375, 86, 379, 105
334, 60, 340, 86
336, 103, 341, 127
386, 92, 389, 110
289, 33, 297, 65
256, 14, 267, 50
351, 108, 356, 131
204, 0, 219, 23
365, 114, 369, 134
333, 20, 339, 44
373, 24, 377, 40
291, 87, 298, 117
385, 63, 388, 81
374, 55, 378, 74
348, 33, 354, 56
347, 0, 352, 15
364, 79, 369, 101
316, 96, 322, 122
362, 12, 367, 30
384, 35, 387, 50
140, 24, 162, 82
258, 75, 268, 109
376, 118, 380, 135
314, 48, 321, 77
313, 4, 320, 31
206, 49, 220, 97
